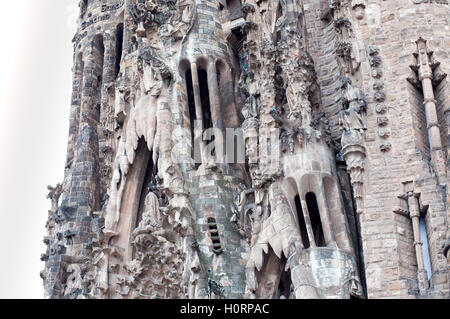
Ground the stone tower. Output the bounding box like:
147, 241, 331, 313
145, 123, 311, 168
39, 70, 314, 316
41, 0, 450, 299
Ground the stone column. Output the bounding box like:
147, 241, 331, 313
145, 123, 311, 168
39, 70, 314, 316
207, 58, 225, 163
416, 38, 446, 183
291, 263, 320, 299
299, 194, 317, 248
207, 59, 225, 131
102, 35, 117, 87
65, 52, 84, 173
123, 0, 133, 54
190, 62, 207, 165
99, 36, 117, 188
407, 191, 428, 295
71, 40, 103, 236
317, 179, 337, 247
57, 39, 104, 299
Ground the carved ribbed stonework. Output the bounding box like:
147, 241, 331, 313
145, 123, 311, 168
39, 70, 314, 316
42, 0, 449, 299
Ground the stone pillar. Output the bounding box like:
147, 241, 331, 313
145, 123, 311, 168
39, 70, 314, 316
207, 59, 225, 163
56, 39, 104, 298
407, 191, 428, 295
65, 52, 84, 173
300, 194, 317, 248
317, 179, 337, 247
290, 262, 320, 298
207, 59, 225, 132
99, 36, 117, 194
102, 36, 117, 87
123, 0, 133, 54
190, 62, 207, 164
416, 38, 446, 183
71, 39, 103, 240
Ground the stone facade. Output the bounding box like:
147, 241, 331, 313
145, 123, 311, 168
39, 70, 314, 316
41, 0, 450, 299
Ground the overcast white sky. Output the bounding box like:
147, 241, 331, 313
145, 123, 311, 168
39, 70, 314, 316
0, 1, 78, 298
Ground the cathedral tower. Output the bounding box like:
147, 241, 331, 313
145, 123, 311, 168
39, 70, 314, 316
42, 0, 449, 299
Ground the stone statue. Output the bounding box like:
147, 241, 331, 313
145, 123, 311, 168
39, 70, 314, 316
114, 73, 130, 125
130, 1, 155, 37
270, 106, 303, 153
339, 77, 367, 132
132, 192, 164, 250
338, 77, 367, 214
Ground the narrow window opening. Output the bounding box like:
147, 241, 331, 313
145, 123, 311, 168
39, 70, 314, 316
115, 24, 124, 78
93, 36, 104, 123
198, 68, 215, 157
274, 65, 286, 106
295, 195, 310, 249
185, 69, 201, 168
207, 217, 223, 254
198, 69, 212, 130
306, 192, 326, 247
419, 212, 432, 281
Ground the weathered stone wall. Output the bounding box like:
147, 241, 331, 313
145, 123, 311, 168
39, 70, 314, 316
42, 0, 449, 299
338, 0, 449, 298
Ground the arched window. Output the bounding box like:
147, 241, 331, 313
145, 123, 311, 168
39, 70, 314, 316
295, 194, 310, 249
306, 193, 326, 247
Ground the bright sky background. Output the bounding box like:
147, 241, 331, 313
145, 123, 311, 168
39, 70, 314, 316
0, 1, 78, 299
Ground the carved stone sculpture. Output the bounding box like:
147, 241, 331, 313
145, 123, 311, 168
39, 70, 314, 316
339, 77, 367, 214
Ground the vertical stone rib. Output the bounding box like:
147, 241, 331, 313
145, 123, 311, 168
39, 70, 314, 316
123, 0, 133, 54
190, 62, 206, 163
65, 53, 84, 171
317, 179, 337, 247
416, 38, 446, 182
407, 193, 428, 295
207, 59, 224, 132
207, 59, 225, 162
103, 36, 117, 87
300, 195, 317, 248
70, 39, 103, 244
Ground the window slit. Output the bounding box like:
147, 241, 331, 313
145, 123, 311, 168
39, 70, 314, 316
208, 217, 223, 254
115, 24, 124, 78
419, 212, 432, 281
306, 192, 326, 247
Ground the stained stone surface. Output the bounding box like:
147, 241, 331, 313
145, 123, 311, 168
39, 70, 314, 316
42, 0, 449, 299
